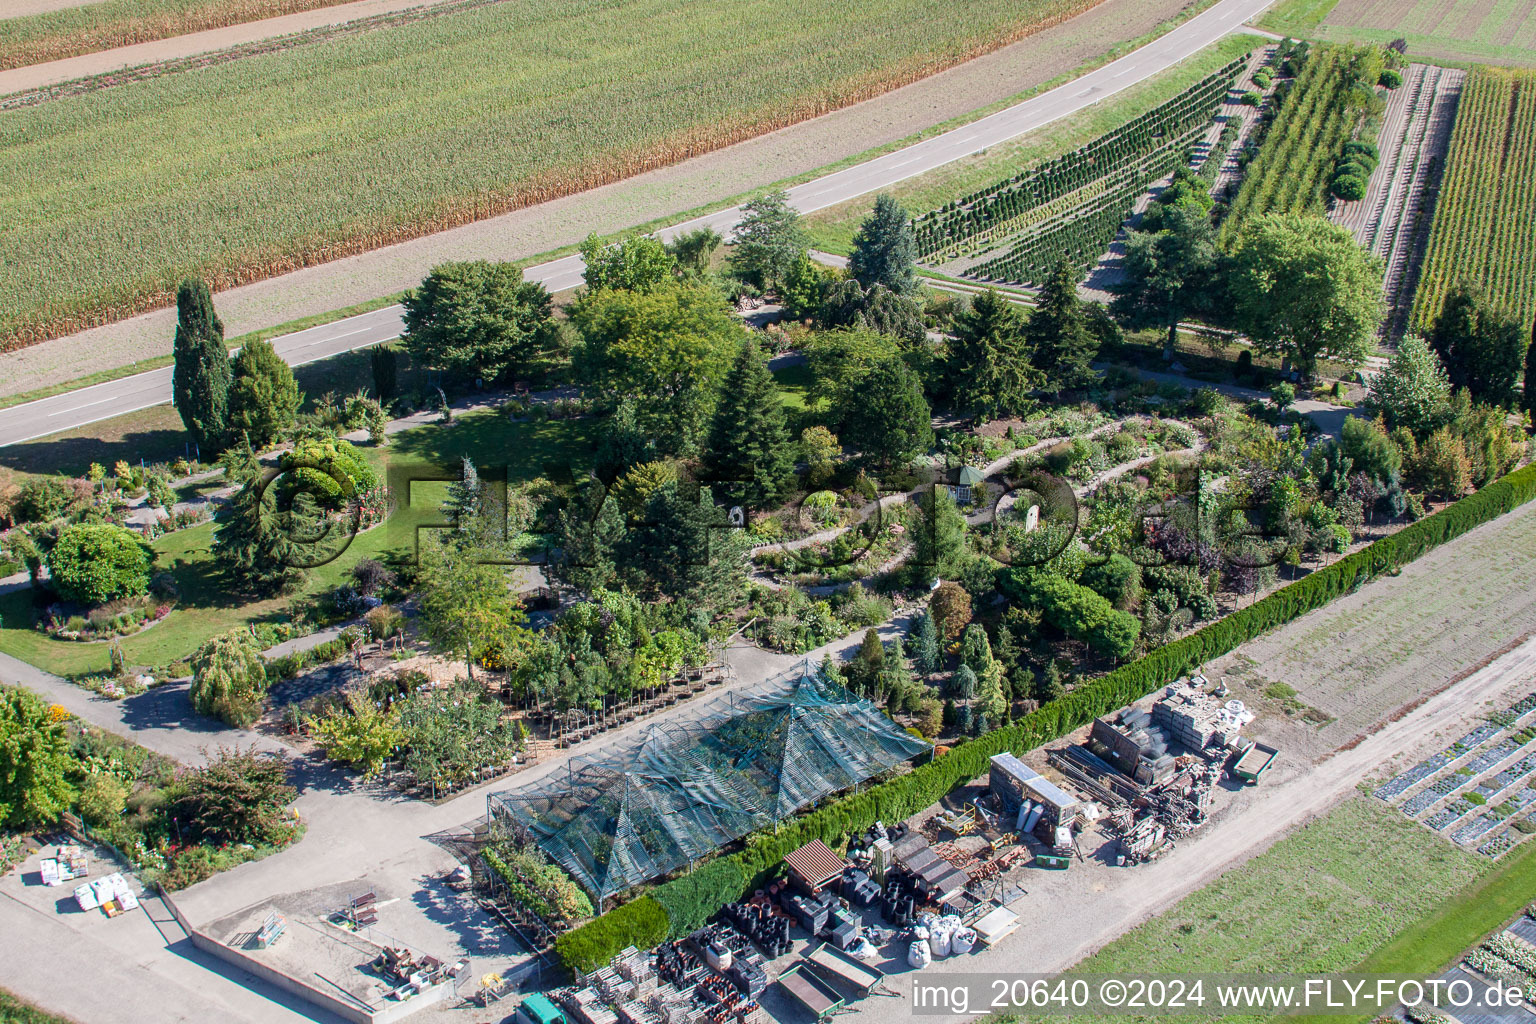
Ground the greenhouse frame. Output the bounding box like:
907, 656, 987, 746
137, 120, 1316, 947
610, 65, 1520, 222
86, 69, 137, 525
486, 665, 930, 904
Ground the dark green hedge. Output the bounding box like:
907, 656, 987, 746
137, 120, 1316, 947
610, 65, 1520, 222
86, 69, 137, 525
653, 858, 746, 938
554, 895, 669, 975
554, 462, 1536, 972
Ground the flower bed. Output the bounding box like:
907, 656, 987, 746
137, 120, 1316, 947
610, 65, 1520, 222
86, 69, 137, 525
38, 596, 172, 642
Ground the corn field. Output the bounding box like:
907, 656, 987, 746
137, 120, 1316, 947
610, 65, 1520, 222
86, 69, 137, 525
0, 0, 358, 70
1409, 66, 1536, 338
1217, 43, 1386, 246
0, 0, 1099, 351
911, 55, 1248, 261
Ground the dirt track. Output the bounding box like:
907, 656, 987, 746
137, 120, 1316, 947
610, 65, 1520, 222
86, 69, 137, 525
0, 0, 1200, 398
3, 0, 110, 17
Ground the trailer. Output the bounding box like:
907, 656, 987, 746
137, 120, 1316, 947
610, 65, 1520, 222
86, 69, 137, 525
802, 943, 894, 998
1231, 742, 1278, 784
778, 962, 847, 1019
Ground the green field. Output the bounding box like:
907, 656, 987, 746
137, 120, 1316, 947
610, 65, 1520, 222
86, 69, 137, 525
1316, 0, 1536, 68
801, 34, 1261, 255
0, 0, 357, 70
0, 409, 594, 676
1011, 797, 1489, 1024
1254, 0, 1343, 40
0, 0, 1100, 349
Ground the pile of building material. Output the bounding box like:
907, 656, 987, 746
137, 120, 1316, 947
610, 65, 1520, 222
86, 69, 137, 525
1154, 680, 1252, 753
1107, 758, 1222, 864
1089, 676, 1251, 786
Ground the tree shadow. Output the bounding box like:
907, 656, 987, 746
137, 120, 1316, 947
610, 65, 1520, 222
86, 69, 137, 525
408, 872, 528, 958
117, 678, 229, 736
0, 426, 192, 478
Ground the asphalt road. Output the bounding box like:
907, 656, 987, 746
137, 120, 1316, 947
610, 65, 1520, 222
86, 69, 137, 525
0, 0, 1275, 449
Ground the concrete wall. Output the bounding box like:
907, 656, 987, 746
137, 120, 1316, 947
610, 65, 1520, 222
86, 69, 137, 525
157, 888, 450, 1024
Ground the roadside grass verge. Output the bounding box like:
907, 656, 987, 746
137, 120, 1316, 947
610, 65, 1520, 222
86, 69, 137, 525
0, 987, 75, 1024
1253, 0, 1341, 40
802, 33, 1262, 254
0, 292, 407, 413
1281, 833, 1536, 1024
0, 0, 1103, 348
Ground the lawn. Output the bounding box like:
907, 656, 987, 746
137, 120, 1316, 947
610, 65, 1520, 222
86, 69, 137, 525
1283, 833, 1536, 1024
802, 33, 1262, 255
1012, 797, 1489, 1024
0, 0, 1103, 349
1253, 0, 1343, 40
1314, 0, 1536, 68
772, 363, 815, 412
0, 411, 593, 676
0, 987, 73, 1024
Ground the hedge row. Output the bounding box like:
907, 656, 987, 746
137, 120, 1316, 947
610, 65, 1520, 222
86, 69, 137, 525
552, 462, 1536, 972
553, 896, 669, 974
652, 858, 746, 939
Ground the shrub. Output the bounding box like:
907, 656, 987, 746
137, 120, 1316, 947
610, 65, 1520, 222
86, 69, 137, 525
175, 745, 298, 848
1331, 175, 1366, 201
555, 896, 669, 974
45, 524, 154, 606
653, 858, 746, 938
77, 772, 130, 827
16, 477, 73, 523
1380, 68, 1403, 88
190, 631, 269, 726
1241, 90, 1261, 106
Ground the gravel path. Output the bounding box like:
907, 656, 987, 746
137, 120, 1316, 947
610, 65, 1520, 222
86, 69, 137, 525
0, 0, 1202, 397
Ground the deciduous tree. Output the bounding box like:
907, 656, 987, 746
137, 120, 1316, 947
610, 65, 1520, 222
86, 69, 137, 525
728, 191, 808, 289
190, 631, 269, 727
1426, 283, 1526, 408
1229, 214, 1384, 378
402, 261, 557, 381
1111, 202, 1217, 359
580, 234, 676, 292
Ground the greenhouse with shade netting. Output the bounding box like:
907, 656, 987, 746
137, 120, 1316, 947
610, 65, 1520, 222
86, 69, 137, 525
486, 665, 930, 905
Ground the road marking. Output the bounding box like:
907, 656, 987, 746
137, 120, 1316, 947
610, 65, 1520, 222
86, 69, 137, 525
48, 395, 125, 416
292, 325, 377, 349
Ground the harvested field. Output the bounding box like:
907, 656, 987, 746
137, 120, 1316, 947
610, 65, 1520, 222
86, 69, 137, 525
1318, 0, 1536, 68
1212, 498, 1536, 746
0, 0, 1104, 349
0, 0, 362, 69
1329, 63, 1464, 339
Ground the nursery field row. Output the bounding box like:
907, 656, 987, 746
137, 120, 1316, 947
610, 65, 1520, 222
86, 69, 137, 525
965, 129, 1203, 284
0, 0, 1101, 349
909, 53, 1248, 260
1409, 66, 1536, 338
1218, 42, 1387, 245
